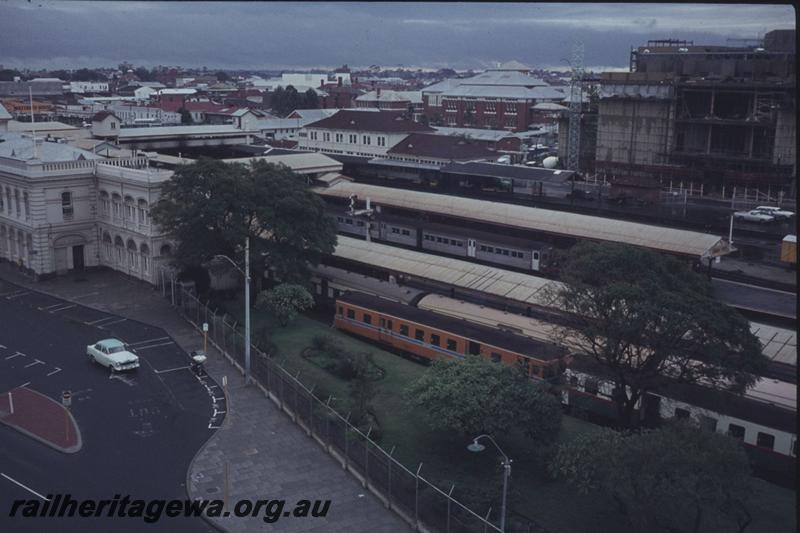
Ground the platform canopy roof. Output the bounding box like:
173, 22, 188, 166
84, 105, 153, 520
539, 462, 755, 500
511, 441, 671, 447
316, 182, 732, 259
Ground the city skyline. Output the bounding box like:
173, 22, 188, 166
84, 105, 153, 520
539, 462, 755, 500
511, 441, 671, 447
0, 2, 795, 71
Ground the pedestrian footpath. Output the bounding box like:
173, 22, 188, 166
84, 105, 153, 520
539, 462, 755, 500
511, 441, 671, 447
0, 265, 410, 532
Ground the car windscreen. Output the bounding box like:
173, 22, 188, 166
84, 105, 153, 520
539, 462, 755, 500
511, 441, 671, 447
107, 346, 126, 354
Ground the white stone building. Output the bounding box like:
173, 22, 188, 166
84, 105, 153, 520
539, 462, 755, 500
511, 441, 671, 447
297, 109, 435, 158
0, 105, 175, 282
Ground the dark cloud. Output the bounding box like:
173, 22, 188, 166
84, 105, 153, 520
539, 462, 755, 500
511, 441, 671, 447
0, 2, 794, 70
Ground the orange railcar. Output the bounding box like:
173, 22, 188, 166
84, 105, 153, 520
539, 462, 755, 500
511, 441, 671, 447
334, 291, 570, 379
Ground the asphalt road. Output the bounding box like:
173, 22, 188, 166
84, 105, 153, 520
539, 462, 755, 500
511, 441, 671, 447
712, 279, 798, 320
0, 283, 218, 532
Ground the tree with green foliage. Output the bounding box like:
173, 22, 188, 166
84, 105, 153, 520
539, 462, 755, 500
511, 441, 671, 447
405, 356, 561, 441
215, 70, 230, 82
549, 419, 753, 532
72, 68, 102, 81
304, 88, 320, 109
548, 242, 766, 428
256, 283, 314, 326
0, 69, 22, 81
151, 158, 337, 284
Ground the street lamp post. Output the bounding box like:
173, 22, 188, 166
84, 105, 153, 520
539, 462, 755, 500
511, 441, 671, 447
213, 236, 251, 384
467, 434, 512, 533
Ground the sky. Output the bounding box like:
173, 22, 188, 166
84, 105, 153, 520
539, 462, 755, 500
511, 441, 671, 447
0, 2, 795, 72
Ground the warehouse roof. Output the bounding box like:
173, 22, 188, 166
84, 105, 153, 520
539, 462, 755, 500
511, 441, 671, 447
317, 182, 731, 259
332, 236, 561, 308
117, 125, 251, 139
304, 110, 434, 133
751, 321, 796, 366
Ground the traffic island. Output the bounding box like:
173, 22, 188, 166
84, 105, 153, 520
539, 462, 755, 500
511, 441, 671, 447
0, 387, 82, 453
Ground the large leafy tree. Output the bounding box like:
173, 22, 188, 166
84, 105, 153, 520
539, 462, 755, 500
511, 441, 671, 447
256, 283, 314, 326
549, 420, 753, 532
151, 158, 337, 285
405, 356, 562, 442
548, 242, 766, 428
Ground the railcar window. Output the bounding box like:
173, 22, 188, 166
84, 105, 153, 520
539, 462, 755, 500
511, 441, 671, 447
337, 306, 343, 315
584, 378, 599, 394
491, 352, 502, 363
386, 320, 392, 330
727, 424, 745, 440
391, 227, 400, 234
363, 314, 372, 325
399, 324, 409, 336
446, 339, 457, 351
430, 334, 440, 346
674, 408, 690, 419
468, 341, 481, 355
415, 329, 425, 341
699, 416, 717, 432
402, 229, 411, 236
756, 432, 775, 450
346, 309, 355, 319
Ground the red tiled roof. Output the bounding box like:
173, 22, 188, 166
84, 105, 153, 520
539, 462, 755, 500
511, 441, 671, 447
387, 133, 498, 161
305, 110, 434, 133
92, 111, 119, 122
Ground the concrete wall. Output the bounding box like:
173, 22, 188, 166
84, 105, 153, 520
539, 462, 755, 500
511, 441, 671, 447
595, 99, 674, 169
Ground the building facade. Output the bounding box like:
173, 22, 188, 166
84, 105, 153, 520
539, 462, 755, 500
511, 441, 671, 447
595, 31, 796, 190
0, 115, 175, 282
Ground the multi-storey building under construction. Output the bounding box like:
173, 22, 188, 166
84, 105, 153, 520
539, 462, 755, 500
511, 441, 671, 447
594, 29, 795, 193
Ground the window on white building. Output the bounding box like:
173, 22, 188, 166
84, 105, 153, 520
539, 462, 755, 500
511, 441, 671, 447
335, 133, 343, 143
61, 191, 73, 221
323, 132, 330, 142
140, 243, 150, 274
127, 239, 138, 270
102, 233, 113, 260
137, 199, 149, 225
362, 135, 371, 145
114, 236, 124, 264
99, 191, 110, 217
124, 196, 135, 221
0, 189, 4, 212
5, 188, 11, 216
23, 192, 29, 221
349, 134, 357, 143
112, 194, 122, 219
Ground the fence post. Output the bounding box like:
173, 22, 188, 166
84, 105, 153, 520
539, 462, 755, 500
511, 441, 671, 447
415, 463, 423, 530
170, 275, 175, 306
722, 185, 725, 199
221, 314, 227, 351
483, 507, 493, 533
293, 370, 301, 422
364, 426, 373, 489
387, 445, 396, 509
325, 396, 334, 453
307, 385, 315, 437
211, 310, 216, 345
446, 483, 455, 533
731, 186, 736, 209
344, 412, 351, 471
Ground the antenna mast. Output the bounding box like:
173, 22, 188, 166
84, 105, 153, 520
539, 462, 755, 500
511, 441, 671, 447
567, 42, 584, 173
29, 87, 38, 159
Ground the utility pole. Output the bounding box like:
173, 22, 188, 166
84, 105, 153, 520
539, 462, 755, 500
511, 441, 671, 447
244, 236, 251, 385
567, 42, 585, 173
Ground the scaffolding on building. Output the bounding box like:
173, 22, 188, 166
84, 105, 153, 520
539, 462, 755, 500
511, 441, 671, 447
567, 42, 584, 173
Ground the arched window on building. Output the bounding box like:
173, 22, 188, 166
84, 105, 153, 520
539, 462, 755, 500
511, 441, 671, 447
0, 226, 7, 257
114, 236, 124, 264
137, 199, 149, 226
127, 239, 138, 270
124, 196, 135, 222
102, 232, 113, 261
99, 191, 110, 217
140, 243, 150, 274
111, 194, 122, 219
159, 243, 172, 257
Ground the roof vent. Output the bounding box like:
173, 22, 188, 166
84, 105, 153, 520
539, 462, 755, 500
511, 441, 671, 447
350, 120, 355, 125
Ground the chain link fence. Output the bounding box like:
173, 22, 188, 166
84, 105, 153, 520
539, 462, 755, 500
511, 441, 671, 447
153, 268, 545, 533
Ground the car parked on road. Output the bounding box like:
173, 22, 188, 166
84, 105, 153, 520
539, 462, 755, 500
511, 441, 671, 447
87, 338, 139, 371
754, 206, 795, 221
732, 209, 776, 223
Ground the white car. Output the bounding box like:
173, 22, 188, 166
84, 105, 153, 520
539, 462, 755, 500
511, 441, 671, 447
733, 209, 775, 223
754, 206, 795, 221
87, 338, 139, 371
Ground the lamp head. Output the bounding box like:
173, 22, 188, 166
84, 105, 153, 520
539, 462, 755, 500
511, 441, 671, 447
467, 439, 485, 453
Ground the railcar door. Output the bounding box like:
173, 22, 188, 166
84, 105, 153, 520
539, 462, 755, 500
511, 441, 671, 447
467, 239, 476, 258
531, 250, 541, 271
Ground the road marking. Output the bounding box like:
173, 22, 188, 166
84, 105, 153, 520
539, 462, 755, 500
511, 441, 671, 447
5, 352, 26, 360
4, 291, 30, 299
128, 336, 171, 347
71, 291, 99, 301
134, 341, 175, 351
49, 304, 77, 313
109, 374, 136, 387
38, 303, 65, 311
46, 367, 62, 377
86, 316, 118, 326
153, 365, 191, 374
0, 289, 29, 297
24, 360, 44, 368
0, 344, 6, 349
1, 473, 50, 501
99, 318, 128, 327
18, 381, 31, 388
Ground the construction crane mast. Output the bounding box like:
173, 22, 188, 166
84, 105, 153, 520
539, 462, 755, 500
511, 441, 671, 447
567, 42, 585, 173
